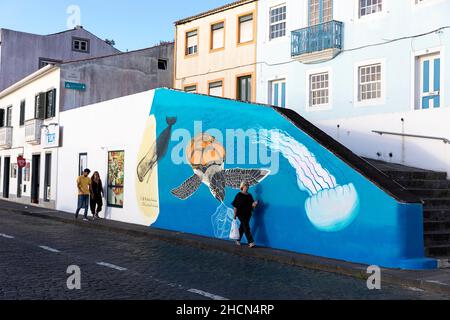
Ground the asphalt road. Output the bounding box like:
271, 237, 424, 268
0, 209, 446, 300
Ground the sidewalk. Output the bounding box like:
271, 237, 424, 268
1, 199, 450, 297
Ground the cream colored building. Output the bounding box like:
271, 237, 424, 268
174, 0, 258, 102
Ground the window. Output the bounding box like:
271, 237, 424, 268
270, 5, 286, 40
19, 101, 25, 126
238, 14, 254, 44
270, 80, 287, 108
211, 22, 225, 50
184, 85, 197, 93
6, 106, 12, 127
358, 64, 382, 101
208, 80, 224, 97
39, 58, 61, 69
107, 151, 125, 208
309, 0, 333, 26
79, 153, 88, 176
158, 59, 168, 70
359, 0, 382, 17
72, 37, 90, 53
310, 73, 329, 106
35, 89, 56, 120
237, 75, 252, 102
185, 30, 198, 56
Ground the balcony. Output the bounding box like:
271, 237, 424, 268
0, 127, 13, 149
25, 119, 43, 145
291, 20, 343, 63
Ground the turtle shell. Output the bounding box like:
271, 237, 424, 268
187, 133, 225, 169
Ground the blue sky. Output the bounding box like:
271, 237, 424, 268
0, 0, 231, 51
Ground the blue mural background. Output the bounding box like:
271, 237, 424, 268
149, 88, 437, 270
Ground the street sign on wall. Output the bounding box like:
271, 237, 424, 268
64, 81, 86, 91
42, 124, 60, 149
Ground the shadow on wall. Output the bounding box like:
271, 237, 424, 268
252, 184, 269, 245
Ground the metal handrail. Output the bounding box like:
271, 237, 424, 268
372, 130, 450, 144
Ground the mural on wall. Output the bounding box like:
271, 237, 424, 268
255, 130, 360, 232
136, 89, 436, 270
171, 133, 270, 239
135, 116, 176, 225
137, 117, 177, 183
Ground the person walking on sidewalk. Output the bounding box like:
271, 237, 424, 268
90, 171, 104, 220
232, 181, 259, 248
76, 169, 91, 221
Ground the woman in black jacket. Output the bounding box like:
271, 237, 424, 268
232, 181, 259, 248
90, 171, 104, 220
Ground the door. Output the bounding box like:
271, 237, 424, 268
31, 154, 41, 204
418, 54, 441, 109
17, 160, 23, 198
3, 157, 10, 198
44, 153, 52, 202
237, 75, 252, 102
308, 0, 333, 50
270, 80, 287, 108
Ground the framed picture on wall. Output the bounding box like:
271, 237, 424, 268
107, 150, 124, 208
10, 164, 17, 179
79, 153, 88, 176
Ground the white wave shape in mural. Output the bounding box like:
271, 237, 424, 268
255, 130, 360, 232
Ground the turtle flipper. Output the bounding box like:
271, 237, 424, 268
210, 171, 226, 202
171, 175, 202, 200
224, 169, 271, 189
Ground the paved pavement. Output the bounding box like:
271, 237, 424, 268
0, 203, 447, 300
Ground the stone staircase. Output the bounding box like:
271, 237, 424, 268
366, 159, 450, 268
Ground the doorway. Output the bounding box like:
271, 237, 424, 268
31, 154, 41, 204
44, 153, 52, 202
17, 159, 23, 198
3, 156, 10, 198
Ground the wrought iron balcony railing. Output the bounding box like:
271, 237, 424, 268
25, 118, 43, 145
291, 20, 343, 58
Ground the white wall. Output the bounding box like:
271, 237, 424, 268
256, 0, 450, 172
57, 90, 155, 226
317, 107, 450, 175
0, 68, 60, 206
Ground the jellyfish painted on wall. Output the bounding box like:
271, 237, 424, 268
256, 130, 360, 232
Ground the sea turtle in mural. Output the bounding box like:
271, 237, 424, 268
137, 117, 177, 183
171, 133, 270, 202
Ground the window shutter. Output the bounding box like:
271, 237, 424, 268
20, 101, 26, 126
46, 89, 56, 118
35, 93, 46, 119
0, 109, 4, 127
212, 23, 224, 49
187, 31, 198, 49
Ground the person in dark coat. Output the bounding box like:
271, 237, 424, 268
90, 171, 104, 219
232, 181, 259, 248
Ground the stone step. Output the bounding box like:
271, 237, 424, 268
424, 220, 450, 232
422, 198, 450, 208
424, 230, 450, 246
425, 244, 450, 257
384, 170, 448, 181
407, 188, 450, 198
397, 179, 450, 189
423, 208, 450, 221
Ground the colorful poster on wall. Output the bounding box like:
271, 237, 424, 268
107, 151, 124, 208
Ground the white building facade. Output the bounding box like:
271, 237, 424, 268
0, 65, 61, 208
256, 0, 450, 173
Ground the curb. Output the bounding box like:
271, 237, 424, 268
4, 206, 450, 298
